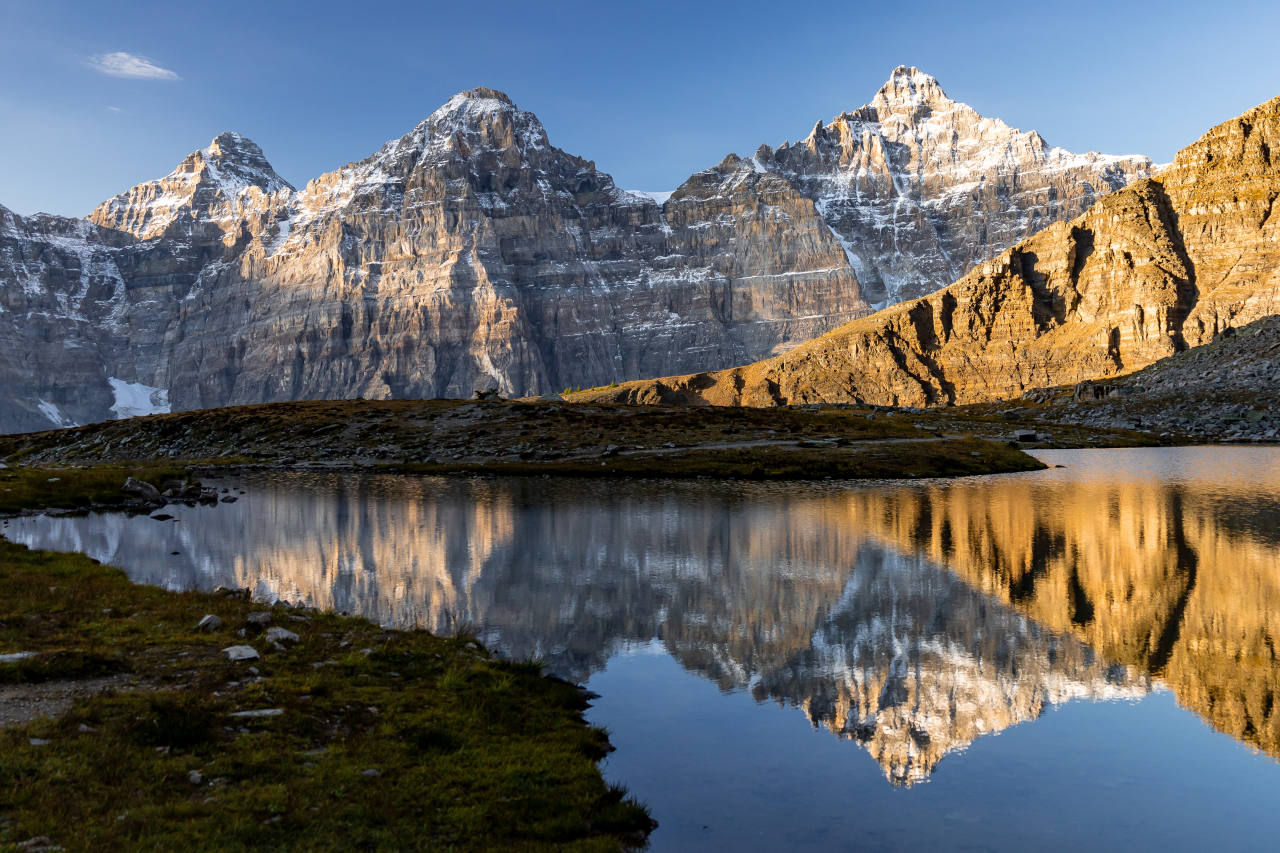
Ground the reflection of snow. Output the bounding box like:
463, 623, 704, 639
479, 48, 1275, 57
108, 377, 170, 418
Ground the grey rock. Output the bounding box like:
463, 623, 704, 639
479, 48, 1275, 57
221, 645, 259, 662
265, 626, 300, 644
229, 708, 283, 718
122, 477, 161, 503
195, 614, 223, 632
0, 651, 37, 663
246, 612, 272, 630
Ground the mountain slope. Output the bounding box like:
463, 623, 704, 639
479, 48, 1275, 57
748, 66, 1155, 305
586, 93, 1280, 408
0, 73, 1153, 432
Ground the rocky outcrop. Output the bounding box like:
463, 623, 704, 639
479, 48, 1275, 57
1013, 313, 1280, 440
0, 74, 1151, 432
587, 93, 1280, 408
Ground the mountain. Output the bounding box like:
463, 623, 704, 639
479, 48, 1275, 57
587, 92, 1280, 408
0, 73, 1151, 432
747, 66, 1155, 306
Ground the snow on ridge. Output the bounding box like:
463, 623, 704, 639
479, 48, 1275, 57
108, 377, 170, 419
37, 400, 76, 428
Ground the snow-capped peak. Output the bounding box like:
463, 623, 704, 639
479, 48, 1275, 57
872, 66, 952, 112
418, 87, 550, 157
88, 132, 291, 239
198, 132, 293, 195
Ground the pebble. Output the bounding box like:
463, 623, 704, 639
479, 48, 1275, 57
229, 708, 284, 719
28, 738, 49, 746
361, 768, 381, 778
188, 771, 203, 785
195, 614, 223, 633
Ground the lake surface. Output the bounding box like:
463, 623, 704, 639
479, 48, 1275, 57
5, 447, 1280, 850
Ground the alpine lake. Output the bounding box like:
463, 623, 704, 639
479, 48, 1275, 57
5, 446, 1280, 851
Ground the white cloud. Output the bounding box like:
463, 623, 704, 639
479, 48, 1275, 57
86, 52, 180, 81
106, 105, 123, 113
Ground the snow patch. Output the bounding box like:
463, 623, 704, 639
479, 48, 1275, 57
108, 378, 170, 419
36, 400, 76, 428
627, 190, 673, 206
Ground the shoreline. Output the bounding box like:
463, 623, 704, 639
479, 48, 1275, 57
0, 467, 656, 851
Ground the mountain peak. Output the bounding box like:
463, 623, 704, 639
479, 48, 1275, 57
872, 66, 952, 111
428, 87, 521, 127
88, 130, 290, 238
197, 132, 291, 193
390, 86, 550, 161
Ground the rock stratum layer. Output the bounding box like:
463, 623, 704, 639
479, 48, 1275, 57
1, 71, 1150, 432
589, 94, 1280, 408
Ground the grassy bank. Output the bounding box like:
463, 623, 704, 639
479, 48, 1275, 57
0, 471, 654, 851
406, 436, 1045, 479
0, 398, 1116, 481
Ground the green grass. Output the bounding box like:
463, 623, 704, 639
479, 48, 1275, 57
0, 463, 191, 516
0, 541, 654, 851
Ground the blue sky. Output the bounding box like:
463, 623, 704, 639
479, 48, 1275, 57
3, 0, 1279, 217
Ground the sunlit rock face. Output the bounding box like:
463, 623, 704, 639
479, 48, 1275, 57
0, 71, 1152, 432
592, 92, 1280, 408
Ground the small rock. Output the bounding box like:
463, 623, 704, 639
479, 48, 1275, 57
265, 626, 300, 644
221, 645, 259, 662
0, 651, 37, 663
229, 708, 284, 719
213, 586, 250, 600
246, 612, 272, 631
188, 771, 203, 785
16, 838, 61, 851
196, 614, 224, 633
122, 477, 162, 503
361, 768, 381, 778
220, 495, 238, 503
78, 723, 97, 733
1014, 430, 1038, 442
29, 738, 49, 746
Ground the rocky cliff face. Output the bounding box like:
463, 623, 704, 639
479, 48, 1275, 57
588, 93, 1280, 408
1, 74, 1150, 432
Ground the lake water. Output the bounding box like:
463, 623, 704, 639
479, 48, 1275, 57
5, 447, 1280, 850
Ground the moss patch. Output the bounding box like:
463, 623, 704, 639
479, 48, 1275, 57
0, 540, 653, 851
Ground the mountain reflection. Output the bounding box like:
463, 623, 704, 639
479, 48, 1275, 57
4, 447, 1278, 782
